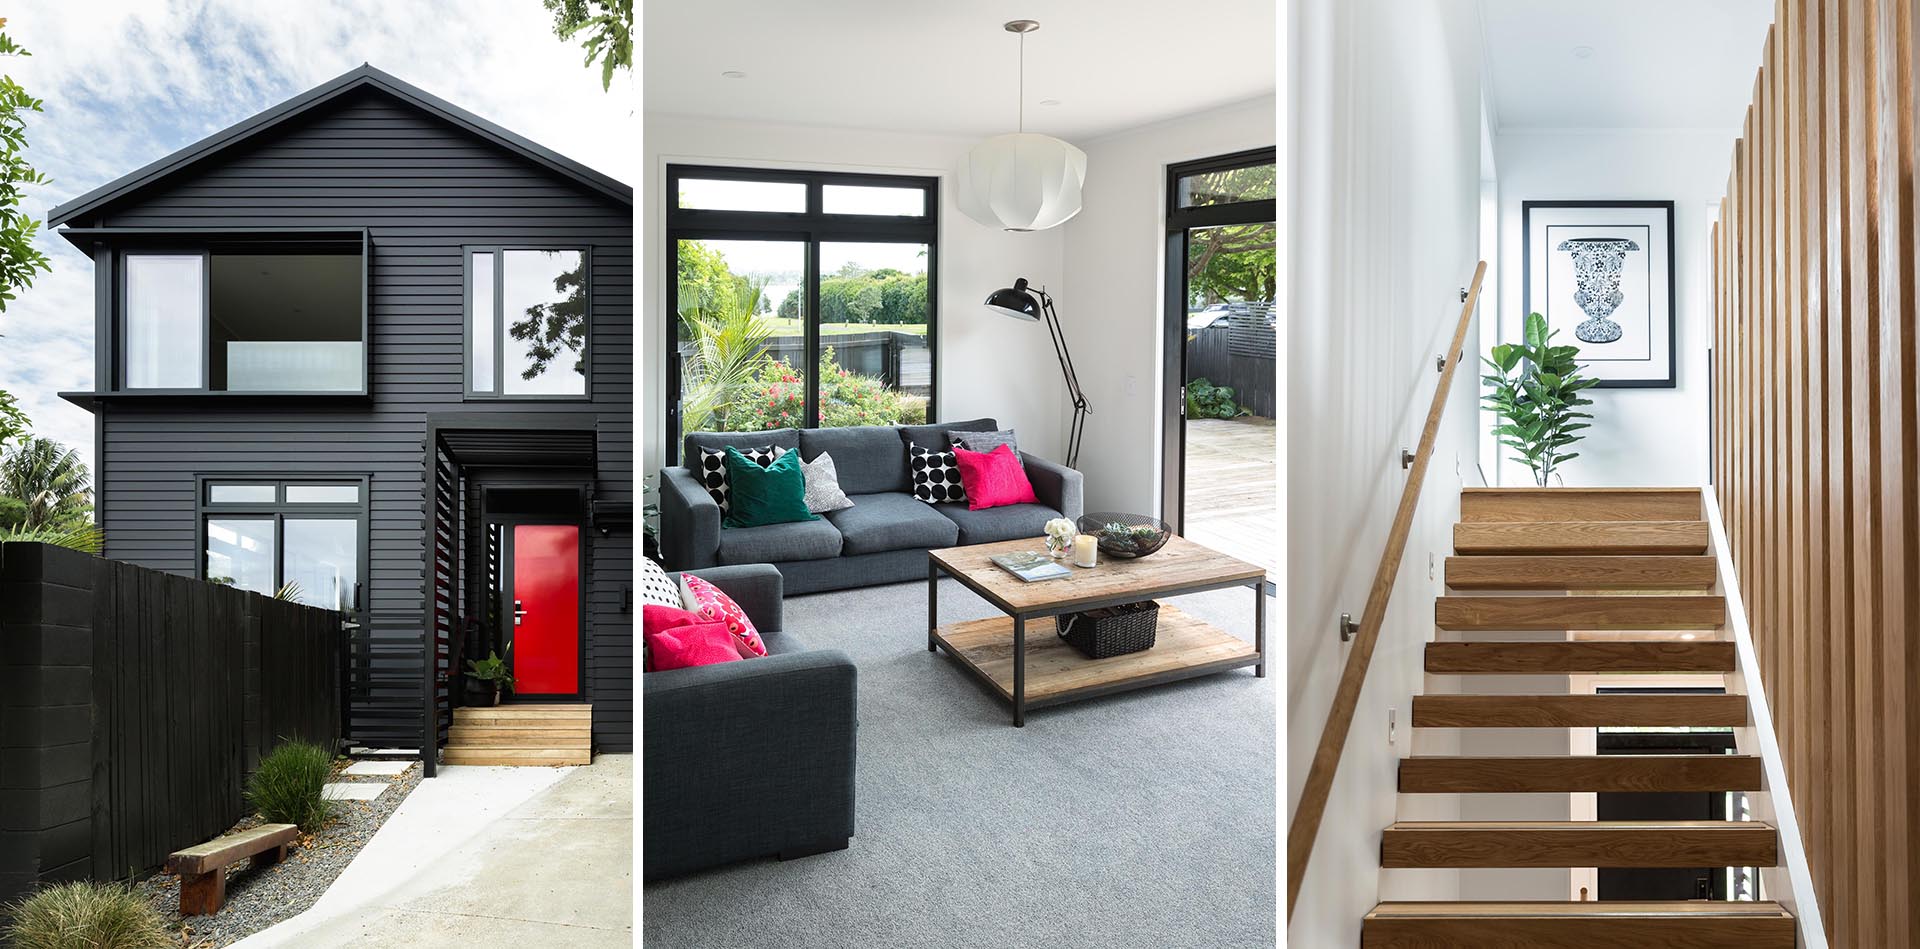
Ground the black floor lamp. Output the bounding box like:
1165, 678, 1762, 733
984, 278, 1089, 468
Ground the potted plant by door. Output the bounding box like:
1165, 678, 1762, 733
466, 645, 515, 706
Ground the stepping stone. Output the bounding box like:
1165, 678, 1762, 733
345, 760, 410, 776
322, 783, 386, 802
348, 746, 418, 757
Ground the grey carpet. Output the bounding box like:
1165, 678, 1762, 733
642, 577, 1277, 949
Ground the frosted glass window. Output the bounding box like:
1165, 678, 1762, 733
822, 185, 925, 216
125, 255, 203, 388
284, 484, 360, 504
678, 178, 805, 212
207, 483, 276, 504
470, 252, 496, 392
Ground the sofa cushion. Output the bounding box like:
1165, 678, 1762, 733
899, 417, 998, 452
799, 426, 911, 494
935, 502, 1064, 546
825, 492, 960, 555
684, 428, 800, 466
717, 517, 844, 565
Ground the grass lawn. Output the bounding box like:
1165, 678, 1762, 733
764, 318, 928, 336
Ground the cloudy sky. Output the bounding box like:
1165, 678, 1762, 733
0, 0, 634, 474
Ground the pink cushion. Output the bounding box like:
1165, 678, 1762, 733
678, 574, 767, 658
643, 605, 742, 672
952, 443, 1039, 511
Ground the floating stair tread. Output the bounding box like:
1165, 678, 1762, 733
1425, 639, 1735, 673
1460, 487, 1704, 523
1445, 555, 1717, 590
1455, 521, 1708, 556
443, 734, 592, 749
1399, 755, 1764, 793
453, 705, 592, 721
1435, 595, 1725, 630
1380, 820, 1778, 868
442, 752, 591, 767
1411, 693, 1747, 728
1362, 900, 1795, 949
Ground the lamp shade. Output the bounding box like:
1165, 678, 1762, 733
984, 278, 1042, 321
957, 133, 1087, 232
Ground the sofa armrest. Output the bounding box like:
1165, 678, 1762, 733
674, 563, 783, 633
1021, 451, 1084, 520
642, 648, 858, 879
659, 466, 720, 570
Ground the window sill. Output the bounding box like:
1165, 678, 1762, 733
60, 390, 372, 412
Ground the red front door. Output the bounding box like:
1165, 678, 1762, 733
510, 524, 580, 695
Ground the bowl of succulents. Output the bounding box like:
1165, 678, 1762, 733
1077, 512, 1172, 560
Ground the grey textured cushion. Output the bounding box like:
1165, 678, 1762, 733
935, 502, 1064, 545
948, 429, 1017, 454
825, 492, 959, 555
717, 517, 844, 564
898, 417, 997, 452
800, 452, 855, 514
799, 426, 910, 494
684, 428, 800, 463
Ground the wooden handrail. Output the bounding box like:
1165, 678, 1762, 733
1286, 260, 1487, 917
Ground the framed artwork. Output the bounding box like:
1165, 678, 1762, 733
1521, 200, 1676, 388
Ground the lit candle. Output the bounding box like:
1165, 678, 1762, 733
1072, 533, 1098, 568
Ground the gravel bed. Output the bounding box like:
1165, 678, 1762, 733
134, 758, 422, 948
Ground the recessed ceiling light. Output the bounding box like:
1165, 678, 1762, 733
721, 70, 747, 79
1039, 98, 1061, 107
1572, 45, 1595, 59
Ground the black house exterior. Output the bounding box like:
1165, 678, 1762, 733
50, 66, 634, 774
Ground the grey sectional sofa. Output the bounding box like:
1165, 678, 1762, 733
644, 564, 855, 880
659, 418, 1083, 595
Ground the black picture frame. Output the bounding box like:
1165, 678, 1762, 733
1521, 199, 1677, 388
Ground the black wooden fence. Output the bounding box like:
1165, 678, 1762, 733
0, 542, 343, 905
1186, 317, 1277, 419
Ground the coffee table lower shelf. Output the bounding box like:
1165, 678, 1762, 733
931, 603, 1258, 717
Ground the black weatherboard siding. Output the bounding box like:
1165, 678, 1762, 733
51, 67, 634, 752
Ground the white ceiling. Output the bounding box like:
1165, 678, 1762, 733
642, 0, 1277, 141
1481, 0, 1774, 130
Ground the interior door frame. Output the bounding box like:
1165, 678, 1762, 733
494, 513, 588, 703
1159, 147, 1278, 535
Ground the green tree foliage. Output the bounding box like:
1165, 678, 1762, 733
678, 279, 777, 433
1, 435, 92, 530
1181, 163, 1276, 307
678, 239, 757, 325
1481, 312, 1599, 487
543, 0, 632, 91
508, 253, 586, 380
0, 27, 52, 449
0, 388, 27, 451
780, 265, 929, 325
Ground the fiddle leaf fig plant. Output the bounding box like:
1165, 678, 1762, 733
1481, 312, 1599, 487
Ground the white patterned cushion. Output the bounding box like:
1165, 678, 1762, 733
909, 446, 969, 505
697, 445, 788, 514
639, 557, 681, 608
800, 452, 856, 514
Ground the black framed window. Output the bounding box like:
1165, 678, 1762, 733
199, 476, 368, 613
118, 236, 369, 394
665, 164, 938, 463
466, 246, 591, 399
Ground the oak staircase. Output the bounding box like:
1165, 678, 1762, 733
442, 703, 592, 766
1361, 487, 1797, 949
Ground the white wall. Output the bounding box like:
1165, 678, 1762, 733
640, 115, 1068, 475
1058, 96, 1277, 514
1492, 128, 1733, 487
1287, 0, 1484, 942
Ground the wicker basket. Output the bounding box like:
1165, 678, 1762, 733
1056, 600, 1159, 659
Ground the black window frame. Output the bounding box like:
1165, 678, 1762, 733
112, 230, 371, 397
1161, 147, 1277, 532
195, 474, 372, 615
463, 244, 595, 401
664, 163, 939, 464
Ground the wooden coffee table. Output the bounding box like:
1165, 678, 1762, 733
927, 535, 1267, 726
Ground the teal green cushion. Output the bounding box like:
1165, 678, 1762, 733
722, 446, 818, 528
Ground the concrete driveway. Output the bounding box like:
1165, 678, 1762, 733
239, 754, 632, 947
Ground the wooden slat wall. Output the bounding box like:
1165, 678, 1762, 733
1712, 1, 1920, 944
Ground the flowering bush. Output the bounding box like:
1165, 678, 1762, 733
730, 347, 925, 430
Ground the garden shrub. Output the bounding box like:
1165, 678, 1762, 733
246, 740, 334, 833
1184, 378, 1250, 420
0, 881, 170, 949
731, 348, 925, 430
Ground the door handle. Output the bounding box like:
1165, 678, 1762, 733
513, 599, 528, 626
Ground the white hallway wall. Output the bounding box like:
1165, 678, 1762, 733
1058, 95, 1277, 514
639, 115, 1067, 475
1492, 128, 1734, 487
1288, 0, 1484, 942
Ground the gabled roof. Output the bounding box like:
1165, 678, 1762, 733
47, 64, 630, 226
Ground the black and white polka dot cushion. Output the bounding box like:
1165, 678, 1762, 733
697, 445, 788, 514
639, 556, 681, 609
909, 446, 969, 505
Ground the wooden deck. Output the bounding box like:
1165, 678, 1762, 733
1182, 416, 1275, 578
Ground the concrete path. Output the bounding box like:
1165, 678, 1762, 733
237, 755, 632, 947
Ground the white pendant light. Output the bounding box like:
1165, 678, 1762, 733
958, 20, 1087, 232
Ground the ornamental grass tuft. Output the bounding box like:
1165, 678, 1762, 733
247, 740, 335, 833
0, 880, 170, 949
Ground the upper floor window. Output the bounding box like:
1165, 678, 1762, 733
121, 246, 366, 393
467, 247, 589, 398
